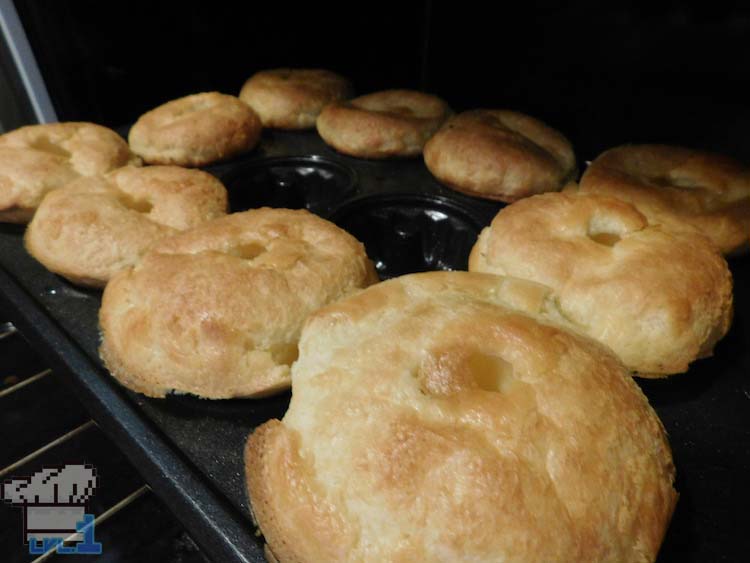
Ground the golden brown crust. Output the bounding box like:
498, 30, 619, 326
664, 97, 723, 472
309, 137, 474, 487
0, 122, 140, 223
245, 421, 354, 563
469, 192, 733, 376
316, 89, 451, 158
578, 144, 750, 254
128, 92, 262, 167
99, 208, 378, 399
239, 68, 352, 130
245, 271, 677, 562
424, 109, 577, 202
25, 166, 228, 287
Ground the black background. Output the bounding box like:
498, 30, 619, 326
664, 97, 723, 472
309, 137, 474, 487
13, 0, 750, 163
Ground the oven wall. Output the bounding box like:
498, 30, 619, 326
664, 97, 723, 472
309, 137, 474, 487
11, 1, 750, 160
425, 2, 750, 161
12, 1, 428, 127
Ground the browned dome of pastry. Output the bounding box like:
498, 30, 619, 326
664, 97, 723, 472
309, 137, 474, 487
578, 144, 750, 254
423, 109, 577, 202
239, 68, 352, 129
25, 166, 228, 288
99, 208, 378, 399
0, 122, 140, 223
469, 192, 733, 376
128, 92, 262, 167
316, 89, 451, 158
245, 271, 677, 563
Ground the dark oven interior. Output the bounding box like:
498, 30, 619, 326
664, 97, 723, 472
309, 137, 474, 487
15, 1, 750, 160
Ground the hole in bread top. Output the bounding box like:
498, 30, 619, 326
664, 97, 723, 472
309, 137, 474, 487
242, 339, 298, 367
585, 210, 639, 247
28, 137, 72, 159
648, 173, 709, 192
418, 348, 516, 396
353, 99, 418, 118
225, 242, 266, 260
588, 231, 621, 246
466, 352, 515, 393
115, 192, 153, 214
268, 342, 299, 366
382, 104, 417, 117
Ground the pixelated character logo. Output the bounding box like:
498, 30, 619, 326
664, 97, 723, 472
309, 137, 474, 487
1, 464, 102, 555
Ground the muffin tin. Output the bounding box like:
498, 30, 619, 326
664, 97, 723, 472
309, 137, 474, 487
222, 155, 358, 216
1, 129, 748, 562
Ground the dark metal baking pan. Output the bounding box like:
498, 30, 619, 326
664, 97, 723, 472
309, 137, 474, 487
329, 193, 485, 279
1, 128, 749, 562
222, 155, 358, 216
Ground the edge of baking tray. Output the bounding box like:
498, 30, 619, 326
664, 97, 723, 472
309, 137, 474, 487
0, 263, 263, 563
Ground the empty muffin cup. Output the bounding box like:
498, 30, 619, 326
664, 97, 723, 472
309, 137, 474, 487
221, 155, 357, 215
330, 194, 486, 279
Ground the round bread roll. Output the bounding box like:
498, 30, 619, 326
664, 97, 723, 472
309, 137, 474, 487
239, 68, 352, 129
424, 109, 577, 202
128, 92, 262, 167
25, 166, 228, 288
469, 192, 733, 376
245, 271, 677, 563
0, 122, 140, 223
578, 144, 750, 255
99, 208, 378, 399
316, 89, 451, 158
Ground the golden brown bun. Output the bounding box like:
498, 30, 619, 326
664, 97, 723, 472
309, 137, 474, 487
25, 166, 228, 288
0, 122, 140, 223
469, 192, 733, 376
239, 68, 352, 129
424, 109, 577, 202
578, 144, 750, 255
245, 271, 677, 563
128, 92, 262, 167
316, 89, 451, 158
99, 208, 378, 399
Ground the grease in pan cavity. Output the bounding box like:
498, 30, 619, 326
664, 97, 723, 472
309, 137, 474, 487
330, 194, 487, 279
222, 155, 357, 215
